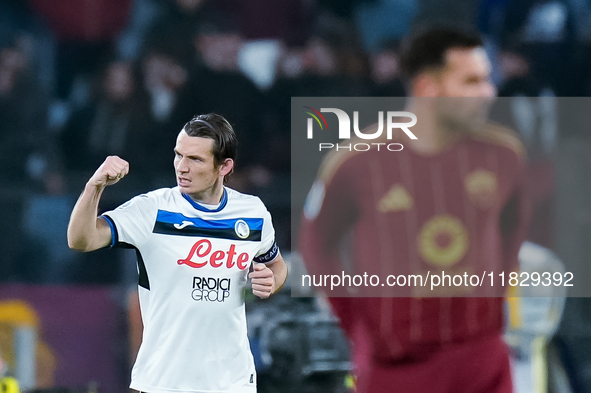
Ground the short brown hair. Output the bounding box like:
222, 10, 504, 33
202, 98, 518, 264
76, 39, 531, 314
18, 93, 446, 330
400, 27, 484, 81
182, 113, 238, 167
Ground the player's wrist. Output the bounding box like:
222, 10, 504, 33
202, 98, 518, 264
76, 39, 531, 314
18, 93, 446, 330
272, 269, 287, 294
84, 180, 107, 194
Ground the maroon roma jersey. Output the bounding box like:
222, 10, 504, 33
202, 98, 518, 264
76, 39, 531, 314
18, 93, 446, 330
299, 125, 530, 392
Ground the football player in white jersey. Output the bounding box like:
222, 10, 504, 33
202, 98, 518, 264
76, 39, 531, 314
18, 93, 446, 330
67, 113, 288, 393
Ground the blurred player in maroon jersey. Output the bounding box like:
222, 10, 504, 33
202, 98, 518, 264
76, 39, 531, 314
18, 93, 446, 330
299, 28, 530, 393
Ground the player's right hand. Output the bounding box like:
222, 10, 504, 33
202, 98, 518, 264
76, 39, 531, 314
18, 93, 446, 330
87, 156, 129, 188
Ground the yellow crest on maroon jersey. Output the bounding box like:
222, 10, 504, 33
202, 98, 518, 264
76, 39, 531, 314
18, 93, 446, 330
417, 214, 469, 267
377, 184, 414, 213
464, 169, 498, 209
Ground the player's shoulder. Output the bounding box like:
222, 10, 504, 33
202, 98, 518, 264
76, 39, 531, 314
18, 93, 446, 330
128, 187, 178, 205
317, 148, 365, 185
131, 187, 177, 203
467, 122, 526, 159
225, 187, 268, 211
317, 121, 391, 184
144, 187, 176, 198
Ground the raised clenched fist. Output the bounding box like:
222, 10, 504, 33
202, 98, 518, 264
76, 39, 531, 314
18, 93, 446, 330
88, 156, 130, 188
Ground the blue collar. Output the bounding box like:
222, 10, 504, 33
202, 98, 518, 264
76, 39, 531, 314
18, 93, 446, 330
182, 188, 228, 212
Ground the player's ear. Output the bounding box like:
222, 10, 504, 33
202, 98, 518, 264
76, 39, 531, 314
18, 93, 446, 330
413, 73, 440, 97
218, 158, 234, 177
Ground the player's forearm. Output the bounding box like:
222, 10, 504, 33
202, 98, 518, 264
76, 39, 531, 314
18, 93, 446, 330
270, 256, 288, 294
69, 156, 129, 251
67, 184, 110, 252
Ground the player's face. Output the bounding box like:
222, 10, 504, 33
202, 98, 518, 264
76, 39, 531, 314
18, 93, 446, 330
437, 47, 495, 98
435, 47, 496, 130
174, 131, 224, 200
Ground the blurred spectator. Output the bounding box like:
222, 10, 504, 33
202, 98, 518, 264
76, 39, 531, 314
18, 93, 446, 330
116, 0, 166, 61
188, 22, 269, 173
0, 1, 31, 48
194, 22, 244, 73
29, 0, 132, 99
497, 49, 548, 96
567, 0, 591, 95
117, 0, 224, 62
354, 0, 418, 52
0, 43, 54, 190
272, 34, 370, 97
217, 0, 313, 45
568, 0, 591, 40
493, 51, 558, 247
0, 2, 56, 95
501, 0, 576, 95
237, 40, 284, 90
0, 35, 68, 284
59, 60, 143, 177
478, 0, 510, 39
367, 40, 406, 96
141, 0, 219, 63
161, 0, 214, 30
131, 36, 194, 183
269, 32, 370, 159
266, 32, 372, 177
414, 0, 479, 29
316, 0, 376, 19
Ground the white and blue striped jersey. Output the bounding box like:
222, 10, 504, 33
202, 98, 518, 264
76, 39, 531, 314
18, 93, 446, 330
102, 186, 279, 393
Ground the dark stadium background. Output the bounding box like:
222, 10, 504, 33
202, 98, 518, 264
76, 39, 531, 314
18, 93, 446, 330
1, 0, 591, 391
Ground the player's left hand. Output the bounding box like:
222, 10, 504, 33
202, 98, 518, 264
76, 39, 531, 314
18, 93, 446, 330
249, 263, 275, 299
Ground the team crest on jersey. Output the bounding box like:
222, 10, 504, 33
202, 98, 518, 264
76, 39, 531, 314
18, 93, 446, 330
417, 214, 469, 267
464, 169, 498, 209
377, 184, 414, 213
235, 220, 250, 239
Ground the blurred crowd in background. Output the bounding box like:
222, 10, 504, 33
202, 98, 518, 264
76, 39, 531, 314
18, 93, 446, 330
1, 0, 591, 392
2, 0, 591, 285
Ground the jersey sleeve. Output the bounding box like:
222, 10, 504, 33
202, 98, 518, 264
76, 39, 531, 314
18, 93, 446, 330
298, 153, 359, 292
101, 193, 158, 248
253, 209, 280, 264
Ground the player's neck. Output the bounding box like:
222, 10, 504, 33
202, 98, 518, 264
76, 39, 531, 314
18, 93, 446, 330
186, 181, 225, 206
405, 101, 461, 155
